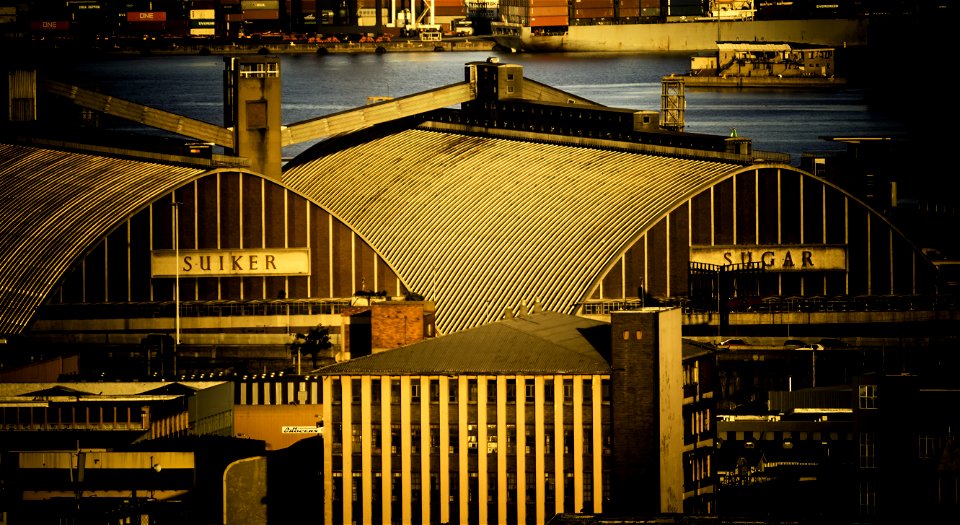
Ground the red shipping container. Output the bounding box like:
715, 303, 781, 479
619, 8, 641, 16
640, 0, 659, 9
434, 0, 465, 6
225, 13, 243, 21
530, 6, 568, 16
619, 0, 641, 7
243, 9, 280, 20
127, 11, 167, 22
302, 0, 317, 9
435, 6, 468, 16
30, 20, 70, 30
529, 14, 568, 26
572, 0, 614, 8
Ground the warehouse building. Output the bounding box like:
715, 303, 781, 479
1, 57, 947, 376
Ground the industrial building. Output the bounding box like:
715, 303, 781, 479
2, 55, 958, 523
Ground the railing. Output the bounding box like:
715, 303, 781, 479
580, 294, 958, 315
38, 298, 352, 320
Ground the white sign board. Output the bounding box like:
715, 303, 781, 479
690, 245, 846, 272
152, 249, 309, 277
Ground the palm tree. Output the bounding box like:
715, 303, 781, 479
291, 324, 332, 373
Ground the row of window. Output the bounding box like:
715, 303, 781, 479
329, 377, 611, 405
329, 423, 613, 457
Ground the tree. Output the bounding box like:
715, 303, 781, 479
291, 324, 332, 372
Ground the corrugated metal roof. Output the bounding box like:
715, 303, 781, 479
319, 311, 611, 375
284, 127, 743, 335
0, 143, 207, 337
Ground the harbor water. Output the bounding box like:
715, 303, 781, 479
34, 50, 915, 166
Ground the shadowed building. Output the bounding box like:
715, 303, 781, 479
312, 308, 683, 525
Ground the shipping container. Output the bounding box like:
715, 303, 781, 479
529, 14, 568, 26
242, 9, 280, 20
619, 0, 641, 8
190, 27, 216, 36
192, 1, 217, 8
532, 0, 568, 6
30, 20, 70, 31
640, 0, 660, 9
530, 6, 568, 16
619, 8, 641, 17
241, 1, 280, 10
127, 12, 167, 23
573, 8, 615, 18
190, 9, 216, 19
573, 0, 615, 9
435, 6, 469, 16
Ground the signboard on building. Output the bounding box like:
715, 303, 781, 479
151, 248, 310, 277
281, 426, 322, 434
127, 12, 167, 22
690, 245, 846, 271
30, 20, 70, 30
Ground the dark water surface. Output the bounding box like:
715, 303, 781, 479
35, 50, 912, 165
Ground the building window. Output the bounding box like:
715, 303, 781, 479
468, 380, 478, 403
525, 383, 535, 403
352, 424, 362, 448
411, 383, 420, 401
563, 381, 573, 403
545, 380, 554, 403
448, 382, 458, 403
858, 385, 877, 409
487, 426, 498, 454
468, 424, 478, 450
859, 480, 876, 515
391, 380, 401, 403
859, 432, 876, 469
430, 381, 440, 403
506, 379, 516, 403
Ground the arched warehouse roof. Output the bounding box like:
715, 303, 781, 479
284, 123, 932, 336
0, 143, 208, 337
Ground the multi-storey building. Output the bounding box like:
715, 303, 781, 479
310, 307, 683, 525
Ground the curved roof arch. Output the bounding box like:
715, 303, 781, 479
285, 126, 938, 335
284, 127, 747, 335
581, 163, 937, 303
0, 144, 209, 336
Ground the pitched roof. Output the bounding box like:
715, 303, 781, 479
318, 310, 611, 375
0, 143, 207, 336
284, 126, 743, 335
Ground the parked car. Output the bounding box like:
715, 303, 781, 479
783, 339, 806, 348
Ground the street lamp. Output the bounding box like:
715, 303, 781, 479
172, 201, 181, 378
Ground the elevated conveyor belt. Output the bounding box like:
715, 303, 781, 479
40, 79, 236, 149
41, 74, 598, 150
281, 82, 477, 147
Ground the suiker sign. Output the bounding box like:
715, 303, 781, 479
151, 249, 309, 277
690, 245, 846, 272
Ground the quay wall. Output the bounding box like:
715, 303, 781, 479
520, 19, 869, 52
